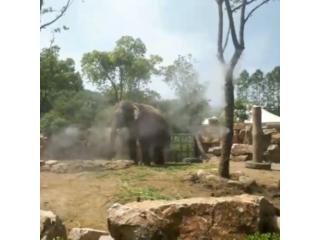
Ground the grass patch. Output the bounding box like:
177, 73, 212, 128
246, 232, 280, 240
148, 162, 216, 172
95, 162, 217, 180
95, 167, 151, 181
117, 180, 178, 203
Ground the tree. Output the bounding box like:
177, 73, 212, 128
40, 0, 76, 31
40, 111, 69, 133
236, 70, 250, 100
234, 98, 250, 122
81, 36, 163, 103
40, 46, 83, 114
235, 66, 280, 116
265, 66, 280, 115
162, 54, 210, 132
215, 0, 276, 178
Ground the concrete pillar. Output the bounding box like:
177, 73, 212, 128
245, 106, 271, 170
252, 106, 263, 163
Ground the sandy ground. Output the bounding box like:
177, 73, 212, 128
40, 159, 280, 232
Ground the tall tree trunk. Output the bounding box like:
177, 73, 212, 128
219, 68, 234, 178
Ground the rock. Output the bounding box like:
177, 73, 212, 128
231, 155, 250, 162
196, 169, 206, 179
107, 195, 279, 240
208, 146, 221, 156
265, 144, 280, 163
235, 170, 245, 175
51, 163, 69, 173
231, 170, 246, 179
262, 134, 272, 151
232, 131, 239, 144
263, 128, 277, 135
183, 158, 203, 163
68, 228, 109, 240
244, 129, 252, 144
238, 130, 246, 143
98, 236, 114, 240
227, 180, 243, 187
41, 165, 51, 172
210, 168, 219, 175
270, 216, 280, 233
45, 160, 59, 166
238, 176, 256, 188
40, 210, 67, 240
271, 133, 280, 145
205, 174, 220, 181
40, 160, 45, 167
231, 144, 252, 156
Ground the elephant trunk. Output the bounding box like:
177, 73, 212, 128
194, 133, 210, 161
108, 127, 118, 159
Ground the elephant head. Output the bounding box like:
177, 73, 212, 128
107, 101, 140, 158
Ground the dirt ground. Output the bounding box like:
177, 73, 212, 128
40, 158, 280, 233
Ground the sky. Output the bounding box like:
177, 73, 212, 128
40, 0, 280, 107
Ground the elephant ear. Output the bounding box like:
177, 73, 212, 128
133, 104, 140, 120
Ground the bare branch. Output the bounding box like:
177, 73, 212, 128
40, 0, 44, 11
239, 0, 247, 47
216, 1, 225, 64
224, 0, 241, 50
231, 0, 255, 12
40, 32, 56, 62
222, 27, 230, 53
245, 0, 270, 23
40, 0, 74, 30
48, 32, 55, 49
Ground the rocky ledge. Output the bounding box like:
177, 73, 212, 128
107, 194, 280, 240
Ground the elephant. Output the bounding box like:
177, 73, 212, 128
107, 100, 171, 166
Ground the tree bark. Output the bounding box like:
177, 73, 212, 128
219, 68, 234, 178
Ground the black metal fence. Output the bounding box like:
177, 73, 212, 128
170, 134, 194, 162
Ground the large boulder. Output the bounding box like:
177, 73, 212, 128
230, 155, 250, 162
40, 210, 67, 240
238, 129, 246, 143
208, 146, 221, 156
68, 228, 110, 240
107, 194, 279, 240
231, 144, 252, 156
265, 144, 280, 163
271, 133, 280, 146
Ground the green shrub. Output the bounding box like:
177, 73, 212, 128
246, 232, 280, 240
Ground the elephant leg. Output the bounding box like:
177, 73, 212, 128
153, 146, 165, 165
127, 139, 138, 164
140, 139, 151, 166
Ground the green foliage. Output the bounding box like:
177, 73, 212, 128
40, 34, 278, 136
40, 90, 115, 133
162, 54, 211, 131
81, 36, 163, 103
40, 46, 83, 115
234, 98, 251, 122
235, 66, 280, 116
118, 180, 176, 203
40, 111, 69, 133
245, 232, 280, 240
